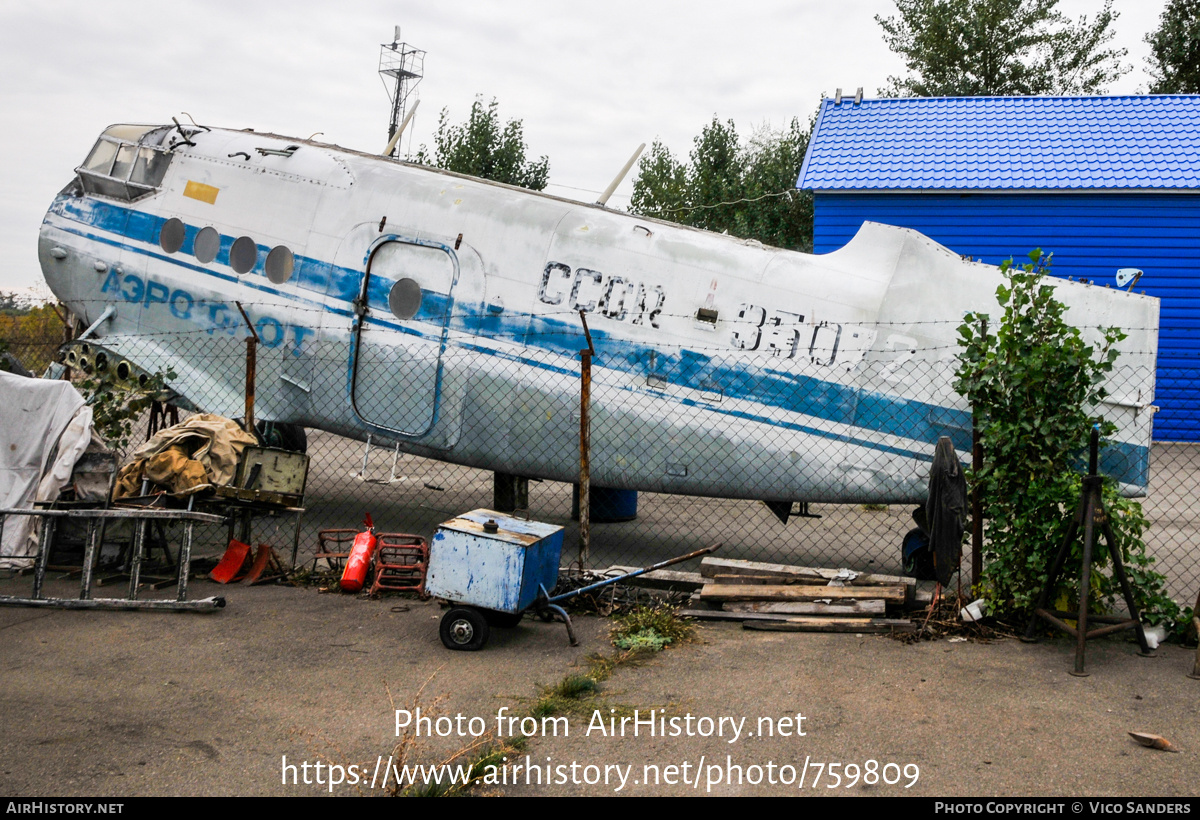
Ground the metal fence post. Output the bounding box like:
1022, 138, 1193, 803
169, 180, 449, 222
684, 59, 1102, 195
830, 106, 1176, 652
971, 317, 986, 589
578, 310, 595, 568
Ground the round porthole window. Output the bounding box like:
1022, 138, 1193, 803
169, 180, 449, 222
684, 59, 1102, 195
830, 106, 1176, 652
264, 245, 294, 284
230, 236, 258, 274
194, 226, 220, 263
388, 278, 423, 320
158, 217, 185, 254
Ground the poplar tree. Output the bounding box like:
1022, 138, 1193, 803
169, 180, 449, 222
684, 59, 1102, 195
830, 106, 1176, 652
630, 117, 814, 252
414, 97, 549, 191
876, 0, 1128, 96
1145, 0, 1200, 93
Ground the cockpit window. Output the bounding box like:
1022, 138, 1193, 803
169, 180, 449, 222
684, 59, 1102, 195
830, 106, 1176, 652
131, 146, 171, 187
77, 125, 175, 202
110, 144, 136, 180
82, 140, 119, 175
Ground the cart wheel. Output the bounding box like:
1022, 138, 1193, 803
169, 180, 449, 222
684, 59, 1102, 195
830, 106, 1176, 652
485, 610, 524, 628
440, 607, 490, 651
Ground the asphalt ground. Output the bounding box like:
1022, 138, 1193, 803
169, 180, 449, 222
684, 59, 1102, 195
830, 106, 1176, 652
0, 573, 1196, 798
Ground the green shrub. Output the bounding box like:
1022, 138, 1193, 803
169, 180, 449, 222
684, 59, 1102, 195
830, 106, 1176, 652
610, 603, 694, 650
955, 251, 1178, 629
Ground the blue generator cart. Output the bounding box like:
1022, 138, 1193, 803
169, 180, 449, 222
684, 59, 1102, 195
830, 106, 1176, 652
425, 509, 716, 650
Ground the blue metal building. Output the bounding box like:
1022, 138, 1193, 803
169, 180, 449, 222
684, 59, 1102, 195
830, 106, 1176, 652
797, 95, 1200, 442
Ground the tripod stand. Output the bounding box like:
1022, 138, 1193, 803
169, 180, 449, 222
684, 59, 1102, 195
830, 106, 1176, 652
1021, 428, 1153, 676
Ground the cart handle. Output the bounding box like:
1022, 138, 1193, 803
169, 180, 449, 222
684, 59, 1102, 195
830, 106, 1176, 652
542, 544, 720, 605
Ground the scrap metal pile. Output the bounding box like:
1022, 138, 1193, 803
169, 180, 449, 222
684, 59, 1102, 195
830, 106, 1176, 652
548, 568, 691, 616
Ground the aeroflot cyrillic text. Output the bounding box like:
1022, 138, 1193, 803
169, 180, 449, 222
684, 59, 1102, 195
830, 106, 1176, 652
99, 269, 311, 353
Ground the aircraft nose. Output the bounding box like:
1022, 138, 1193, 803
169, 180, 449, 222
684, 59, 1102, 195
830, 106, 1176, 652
38, 221, 73, 298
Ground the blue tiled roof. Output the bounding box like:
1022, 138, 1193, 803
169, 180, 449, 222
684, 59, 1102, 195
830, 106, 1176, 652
797, 95, 1200, 191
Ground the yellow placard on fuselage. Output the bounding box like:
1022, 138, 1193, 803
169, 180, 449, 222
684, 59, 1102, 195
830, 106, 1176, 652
183, 180, 219, 204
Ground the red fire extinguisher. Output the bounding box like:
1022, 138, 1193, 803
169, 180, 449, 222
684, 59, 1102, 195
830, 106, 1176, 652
340, 513, 377, 593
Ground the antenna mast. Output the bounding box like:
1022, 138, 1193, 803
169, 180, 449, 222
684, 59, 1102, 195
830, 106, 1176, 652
379, 26, 425, 158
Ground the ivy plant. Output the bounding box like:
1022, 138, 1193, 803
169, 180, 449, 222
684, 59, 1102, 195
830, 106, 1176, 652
955, 251, 1180, 630
78, 366, 177, 454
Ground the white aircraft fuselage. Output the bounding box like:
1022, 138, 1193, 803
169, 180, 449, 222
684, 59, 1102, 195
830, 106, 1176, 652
37, 123, 1159, 503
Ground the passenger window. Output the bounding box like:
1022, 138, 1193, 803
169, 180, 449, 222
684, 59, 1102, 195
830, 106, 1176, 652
194, 227, 220, 263
265, 245, 294, 284
388, 278, 422, 320
159, 218, 185, 254
230, 236, 258, 274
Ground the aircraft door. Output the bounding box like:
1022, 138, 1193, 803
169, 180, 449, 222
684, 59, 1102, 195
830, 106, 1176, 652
351, 238, 457, 438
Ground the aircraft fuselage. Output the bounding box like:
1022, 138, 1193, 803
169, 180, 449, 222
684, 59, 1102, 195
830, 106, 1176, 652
38, 123, 1160, 503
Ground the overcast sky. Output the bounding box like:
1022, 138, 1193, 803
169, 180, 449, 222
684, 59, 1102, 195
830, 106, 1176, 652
0, 0, 1169, 294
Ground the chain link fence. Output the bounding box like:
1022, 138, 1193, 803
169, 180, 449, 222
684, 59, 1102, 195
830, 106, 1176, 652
2, 306, 1196, 608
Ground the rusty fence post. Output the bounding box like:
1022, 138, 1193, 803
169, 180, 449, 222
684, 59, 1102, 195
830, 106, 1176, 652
578, 311, 595, 569
235, 302, 260, 435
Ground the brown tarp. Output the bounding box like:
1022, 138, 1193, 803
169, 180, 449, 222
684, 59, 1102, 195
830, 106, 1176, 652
114, 414, 258, 499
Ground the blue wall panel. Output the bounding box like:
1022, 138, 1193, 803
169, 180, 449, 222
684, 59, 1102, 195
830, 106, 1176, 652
813, 193, 1200, 441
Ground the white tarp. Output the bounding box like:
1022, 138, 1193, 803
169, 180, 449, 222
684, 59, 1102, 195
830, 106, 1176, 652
0, 371, 93, 568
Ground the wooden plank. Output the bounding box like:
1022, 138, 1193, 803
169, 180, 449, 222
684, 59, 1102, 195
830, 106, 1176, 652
711, 575, 900, 593
699, 583, 907, 603
701, 557, 915, 587
680, 609, 805, 622
743, 617, 917, 633
711, 574, 806, 585
723, 599, 887, 615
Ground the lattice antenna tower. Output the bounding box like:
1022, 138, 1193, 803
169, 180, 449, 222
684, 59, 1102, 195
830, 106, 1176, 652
379, 26, 425, 158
